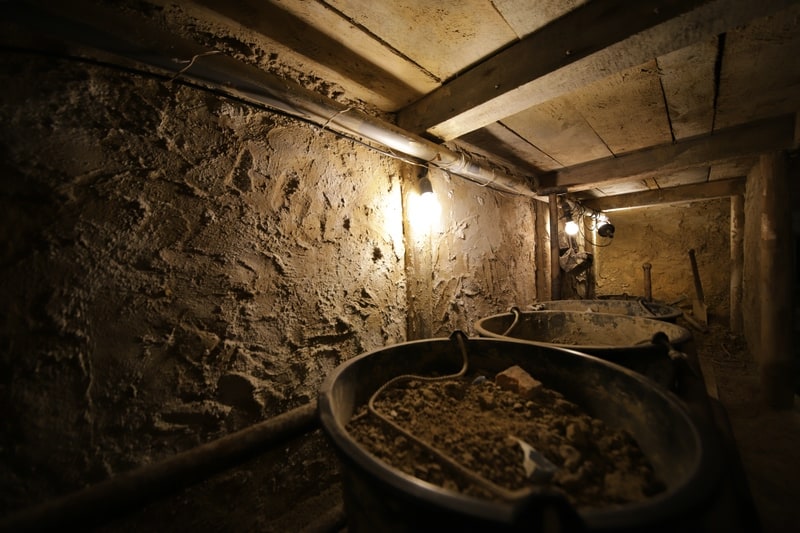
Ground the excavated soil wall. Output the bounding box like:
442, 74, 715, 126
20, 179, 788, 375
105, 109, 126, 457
593, 200, 732, 322
0, 52, 538, 529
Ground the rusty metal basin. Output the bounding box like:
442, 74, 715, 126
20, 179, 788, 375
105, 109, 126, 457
318, 336, 720, 532
473, 310, 692, 389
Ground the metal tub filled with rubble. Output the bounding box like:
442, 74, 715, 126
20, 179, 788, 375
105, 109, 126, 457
474, 309, 692, 390
318, 335, 719, 532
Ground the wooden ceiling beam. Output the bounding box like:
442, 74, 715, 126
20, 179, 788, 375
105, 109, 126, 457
397, 0, 798, 141
536, 114, 796, 192
582, 177, 746, 212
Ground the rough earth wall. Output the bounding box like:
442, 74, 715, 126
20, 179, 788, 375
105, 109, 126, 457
593, 200, 731, 321
404, 167, 539, 339
0, 52, 408, 527
0, 51, 541, 529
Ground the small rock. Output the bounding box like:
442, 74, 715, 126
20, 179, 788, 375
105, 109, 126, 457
422, 388, 438, 402
477, 392, 496, 410
495, 365, 542, 399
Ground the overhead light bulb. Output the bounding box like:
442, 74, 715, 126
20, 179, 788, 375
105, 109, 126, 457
564, 220, 579, 236
409, 166, 440, 231
560, 197, 578, 236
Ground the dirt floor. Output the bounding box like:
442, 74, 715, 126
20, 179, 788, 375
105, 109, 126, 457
690, 320, 800, 533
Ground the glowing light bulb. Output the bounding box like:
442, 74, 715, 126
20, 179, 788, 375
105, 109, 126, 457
408, 185, 440, 232
564, 220, 579, 236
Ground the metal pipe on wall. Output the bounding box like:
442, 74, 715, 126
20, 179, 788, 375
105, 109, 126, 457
7, 1, 537, 199
0, 403, 320, 532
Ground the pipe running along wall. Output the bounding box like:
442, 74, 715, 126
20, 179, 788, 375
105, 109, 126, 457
0, 403, 321, 531
7, 1, 537, 198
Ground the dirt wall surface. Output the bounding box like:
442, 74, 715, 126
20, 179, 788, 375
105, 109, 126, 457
0, 52, 407, 522
0, 50, 540, 528
593, 200, 731, 321
423, 169, 538, 337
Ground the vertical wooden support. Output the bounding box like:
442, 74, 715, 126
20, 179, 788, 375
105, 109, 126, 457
534, 200, 550, 300
584, 216, 596, 298
730, 194, 744, 334
548, 194, 561, 300
759, 152, 794, 409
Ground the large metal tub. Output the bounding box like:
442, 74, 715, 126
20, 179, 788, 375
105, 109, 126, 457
474, 310, 692, 389
318, 336, 720, 532
528, 299, 682, 322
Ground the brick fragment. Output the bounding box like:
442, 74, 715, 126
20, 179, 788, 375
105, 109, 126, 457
495, 365, 542, 400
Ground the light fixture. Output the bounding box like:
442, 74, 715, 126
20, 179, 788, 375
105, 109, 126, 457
409, 164, 440, 231
560, 197, 579, 236
596, 213, 615, 238
564, 220, 579, 236
417, 173, 433, 196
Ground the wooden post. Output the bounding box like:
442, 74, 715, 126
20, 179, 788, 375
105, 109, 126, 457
759, 152, 794, 409
549, 194, 561, 300
584, 215, 596, 298
535, 200, 551, 300
730, 194, 744, 334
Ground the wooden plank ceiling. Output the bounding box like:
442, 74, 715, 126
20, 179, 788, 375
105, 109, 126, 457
12, 0, 800, 206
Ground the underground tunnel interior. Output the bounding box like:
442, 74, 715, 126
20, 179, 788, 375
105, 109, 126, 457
1, 1, 800, 532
